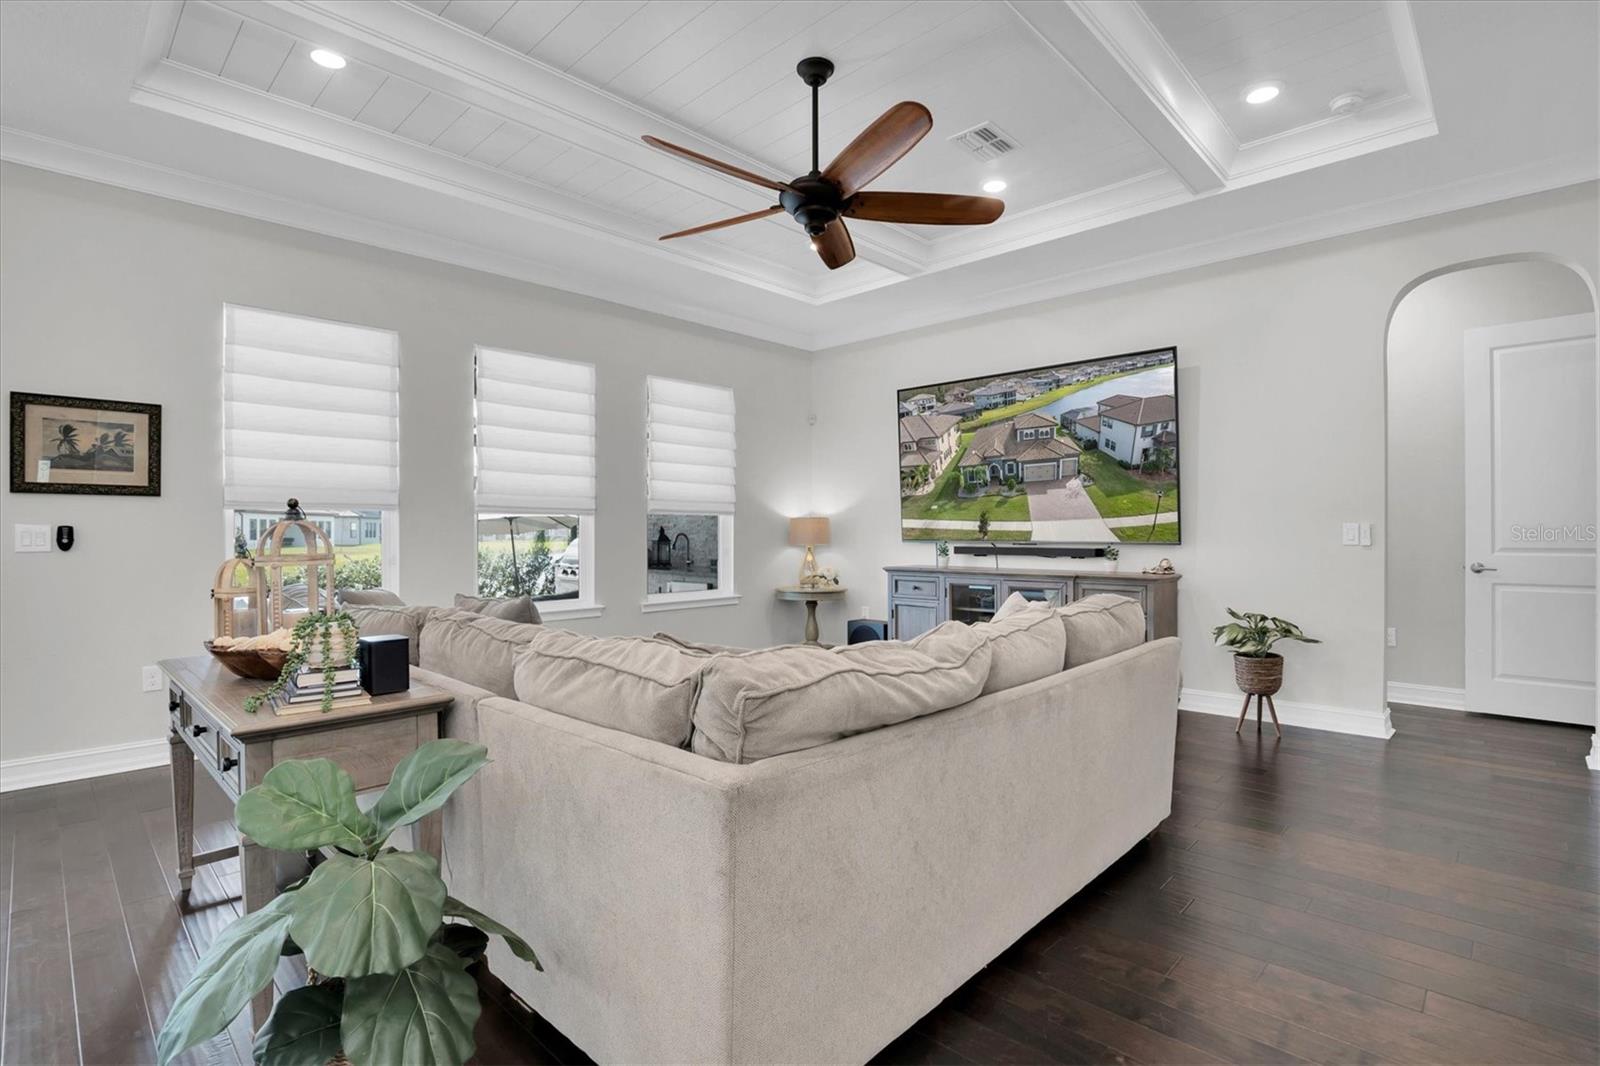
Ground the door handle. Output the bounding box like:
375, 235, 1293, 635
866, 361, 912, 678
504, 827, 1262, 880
1469, 562, 1498, 574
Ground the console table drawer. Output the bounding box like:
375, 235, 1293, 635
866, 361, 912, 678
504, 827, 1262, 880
892, 575, 940, 600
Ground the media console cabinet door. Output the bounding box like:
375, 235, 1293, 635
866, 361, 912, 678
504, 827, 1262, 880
893, 600, 939, 640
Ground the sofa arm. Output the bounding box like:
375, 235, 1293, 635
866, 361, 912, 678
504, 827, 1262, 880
469, 697, 746, 1065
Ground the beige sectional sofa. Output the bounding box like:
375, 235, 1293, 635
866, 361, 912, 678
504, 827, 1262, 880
351, 594, 1180, 1065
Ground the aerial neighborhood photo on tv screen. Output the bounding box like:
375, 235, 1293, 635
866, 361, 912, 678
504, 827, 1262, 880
897, 347, 1180, 545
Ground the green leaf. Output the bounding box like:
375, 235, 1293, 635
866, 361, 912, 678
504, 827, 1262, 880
289, 851, 445, 978
251, 984, 343, 1066
341, 943, 481, 1066
443, 896, 542, 972
157, 894, 295, 1066
235, 759, 375, 852
369, 740, 488, 844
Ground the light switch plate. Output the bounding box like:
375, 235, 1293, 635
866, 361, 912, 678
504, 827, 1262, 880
1359, 522, 1373, 546
14, 524, 50, 552
1341, 522, 1360, 546
1385, 627, 1397, 647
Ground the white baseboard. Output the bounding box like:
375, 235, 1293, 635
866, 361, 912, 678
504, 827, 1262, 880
1385, 681, 1466, 712
1180, 687, 1394, 739
0, 737, 168, 793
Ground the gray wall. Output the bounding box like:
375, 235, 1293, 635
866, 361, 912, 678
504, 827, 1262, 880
809, 185, 1598, 737
0, 164, 814, 765
1384, 260, 1594, 692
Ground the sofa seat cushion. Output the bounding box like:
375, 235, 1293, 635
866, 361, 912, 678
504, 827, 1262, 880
419, 608, 544, 698
454, 592, 541, 624
344, 604, 433, 666
971, 602, 1067, 694
512, 630, 707, 747
691, 622, 992, 764
1057, 594, 1146, 669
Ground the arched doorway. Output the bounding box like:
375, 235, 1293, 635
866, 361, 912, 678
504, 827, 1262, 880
1383, 256, 1598, 767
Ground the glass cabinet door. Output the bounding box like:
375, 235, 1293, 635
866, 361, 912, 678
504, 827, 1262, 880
999, 579, 1067, 608
948, 580, 998, 624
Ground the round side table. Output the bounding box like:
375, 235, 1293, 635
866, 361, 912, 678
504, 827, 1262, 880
774, 585, 848, 644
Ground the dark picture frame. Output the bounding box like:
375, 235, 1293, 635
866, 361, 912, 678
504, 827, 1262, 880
9, 391, 162, 496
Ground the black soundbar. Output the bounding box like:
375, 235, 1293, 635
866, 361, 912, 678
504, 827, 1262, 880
953, 544, 1109, 559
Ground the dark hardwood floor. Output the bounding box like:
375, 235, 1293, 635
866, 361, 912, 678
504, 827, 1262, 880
2, 704, 1595, 1065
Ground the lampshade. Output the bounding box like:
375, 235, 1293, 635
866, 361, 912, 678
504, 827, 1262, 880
788, 516, 831, 547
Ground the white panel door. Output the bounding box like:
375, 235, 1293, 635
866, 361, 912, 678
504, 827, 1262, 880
1464, 313, 1596, 723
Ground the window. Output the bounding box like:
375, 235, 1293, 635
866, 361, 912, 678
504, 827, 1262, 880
224, 305, 399, 595
473, 346, 598, 613
1142, 424, 1155, 437
644, 376, 736, 609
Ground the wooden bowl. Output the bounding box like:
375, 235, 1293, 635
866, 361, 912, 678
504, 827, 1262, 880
204, 641, 290, 681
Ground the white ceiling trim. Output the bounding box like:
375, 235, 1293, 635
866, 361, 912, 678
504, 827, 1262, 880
8, 124, 1589, 356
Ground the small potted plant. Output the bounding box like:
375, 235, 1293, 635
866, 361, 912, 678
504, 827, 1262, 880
934, 539, 950, 568
1102, 546, 1120, 572
1212, 608, 1320, 702
156, 740, 540, 1066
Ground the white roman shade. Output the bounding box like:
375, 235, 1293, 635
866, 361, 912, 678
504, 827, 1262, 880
646, 376, 736, 515
223, 306, 400, 509
475, 347, 596, 514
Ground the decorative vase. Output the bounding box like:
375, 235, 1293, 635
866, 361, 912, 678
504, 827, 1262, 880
1233, 653, 1284, 696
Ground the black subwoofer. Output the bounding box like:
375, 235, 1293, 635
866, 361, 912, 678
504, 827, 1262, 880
358, 633, 410, 696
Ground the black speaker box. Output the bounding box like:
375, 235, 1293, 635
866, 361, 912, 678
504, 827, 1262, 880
358, 633, 410, 696
847, 618, 888, 644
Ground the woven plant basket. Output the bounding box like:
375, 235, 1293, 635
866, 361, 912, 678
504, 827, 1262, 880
1233, 653, 1284, 696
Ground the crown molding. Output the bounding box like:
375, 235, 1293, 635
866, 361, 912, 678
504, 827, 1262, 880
0, 127, 817, 349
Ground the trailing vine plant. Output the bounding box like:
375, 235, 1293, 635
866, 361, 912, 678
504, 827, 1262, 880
244, 611, 362, 713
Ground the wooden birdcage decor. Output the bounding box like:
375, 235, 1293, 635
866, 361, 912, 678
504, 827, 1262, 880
253, 498, 338, 633
210, 556, 259, 640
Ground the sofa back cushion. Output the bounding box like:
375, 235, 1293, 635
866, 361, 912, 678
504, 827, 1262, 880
337, 587, 405, 607
971, 603, 1067, 694
513, 630, 705, 747
1057, 594, 1146, 669
419, 608, 543, 697
453, 592, 541, 624
344, 604, 432, 666
691, 622, 992, 764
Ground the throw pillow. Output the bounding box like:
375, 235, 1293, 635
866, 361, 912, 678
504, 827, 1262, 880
971, 602, 1067, 694
513, 630, 709, 747
1056, 594, 1146, 669
991, 590, 1035, 621
692, 621, 992, 764
343, 604, 432, 666
419, 608, 544, 697
337, 587, 404, 607
453, 592, 540, 625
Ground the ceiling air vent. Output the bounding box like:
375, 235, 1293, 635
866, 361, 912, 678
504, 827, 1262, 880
948, 122, 1019, 161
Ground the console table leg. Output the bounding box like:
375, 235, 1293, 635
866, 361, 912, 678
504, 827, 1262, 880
168, 730, 194, 905
242, 836, 276, 1029
804, 599, 820, 644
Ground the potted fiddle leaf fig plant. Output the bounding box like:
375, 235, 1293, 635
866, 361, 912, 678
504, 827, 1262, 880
155, 739, 540, 1066
1212, 608, 1320, 697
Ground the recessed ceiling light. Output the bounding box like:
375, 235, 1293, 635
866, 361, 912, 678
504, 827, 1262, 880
1244, 82, 1281, 105
310, 49, 346, 70
982, 178, 1007, 194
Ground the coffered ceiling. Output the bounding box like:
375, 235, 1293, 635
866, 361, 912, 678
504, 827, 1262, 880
1, 1, 1595, 348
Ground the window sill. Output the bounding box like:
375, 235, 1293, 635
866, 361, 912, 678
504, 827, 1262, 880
639, 592, 741, 614
536, 601, 606, 621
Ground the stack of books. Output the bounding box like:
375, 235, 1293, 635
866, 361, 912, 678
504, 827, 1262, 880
274, 662, 371, 715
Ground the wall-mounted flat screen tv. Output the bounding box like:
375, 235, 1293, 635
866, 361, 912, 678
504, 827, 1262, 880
897, 347, 1179, 545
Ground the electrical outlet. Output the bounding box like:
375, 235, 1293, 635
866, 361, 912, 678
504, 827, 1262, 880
1385, 627, 1397, 647
141, 665, 163, 692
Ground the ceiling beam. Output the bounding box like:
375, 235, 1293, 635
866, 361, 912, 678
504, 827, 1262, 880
1007, 0, 1233, 194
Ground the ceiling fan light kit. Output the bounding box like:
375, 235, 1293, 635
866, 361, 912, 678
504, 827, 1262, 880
643, 56, 1005, 270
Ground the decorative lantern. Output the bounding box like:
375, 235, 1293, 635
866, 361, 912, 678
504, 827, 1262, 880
253, 498, 338, 634
210, 556, 259, 640
652, 525, 671, 569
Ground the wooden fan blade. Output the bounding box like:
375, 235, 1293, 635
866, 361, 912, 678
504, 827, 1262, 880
642, 135, 792, 192
813, 219, 855, 270
659, 205, 783, 240
823, 101, 932, 197
844, 191, 1004, 226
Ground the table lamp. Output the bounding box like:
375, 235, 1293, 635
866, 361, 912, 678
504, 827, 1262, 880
788, 516, 831, 587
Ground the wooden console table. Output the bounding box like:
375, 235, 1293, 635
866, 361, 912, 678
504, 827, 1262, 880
775, 584, 848, 643
884, 565, 1178, 641
159, 655, 453, 1025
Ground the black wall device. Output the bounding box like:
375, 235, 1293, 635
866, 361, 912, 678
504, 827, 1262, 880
55, 526, 74, 552
357, 633, 410, 696
847, 618, 888, 644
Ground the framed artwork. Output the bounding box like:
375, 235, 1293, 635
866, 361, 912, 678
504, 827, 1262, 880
9, 391, 162, 496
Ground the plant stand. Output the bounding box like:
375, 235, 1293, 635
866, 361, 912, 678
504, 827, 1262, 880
1233, 691, 1281, 737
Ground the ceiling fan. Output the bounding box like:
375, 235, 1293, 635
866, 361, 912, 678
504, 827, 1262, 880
641, 57, 1005, 270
